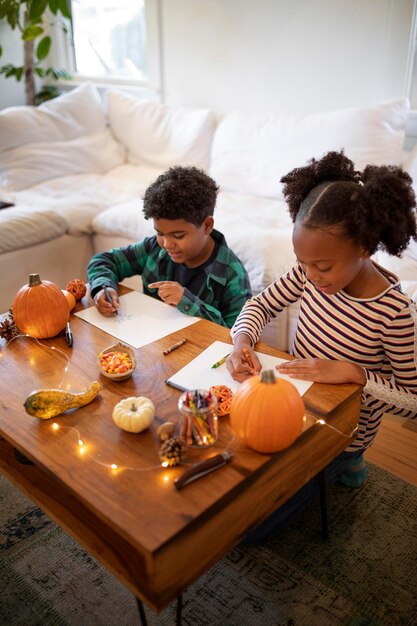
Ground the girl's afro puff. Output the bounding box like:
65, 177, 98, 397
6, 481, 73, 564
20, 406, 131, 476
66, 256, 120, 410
280, 151, 360, 222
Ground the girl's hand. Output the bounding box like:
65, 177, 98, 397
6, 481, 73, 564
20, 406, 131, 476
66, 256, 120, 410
148, 281, 185, 306
226, 336, 262, 382
94, 287, 119, 317
277, 358, 366, 385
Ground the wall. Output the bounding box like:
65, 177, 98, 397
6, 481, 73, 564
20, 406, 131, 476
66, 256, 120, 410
160, 0, 415, 116
0, 0, 416, 114
0, 23, 26, 109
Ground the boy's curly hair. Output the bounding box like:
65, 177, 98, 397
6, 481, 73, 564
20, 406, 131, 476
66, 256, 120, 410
280, 150, 417, 256
143, 166, 219, 226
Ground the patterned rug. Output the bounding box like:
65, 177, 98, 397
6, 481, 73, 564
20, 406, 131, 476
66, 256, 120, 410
1, 463, 416, 626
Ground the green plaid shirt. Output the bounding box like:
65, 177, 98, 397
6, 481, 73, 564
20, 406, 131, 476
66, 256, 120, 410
88, 229, 252, 328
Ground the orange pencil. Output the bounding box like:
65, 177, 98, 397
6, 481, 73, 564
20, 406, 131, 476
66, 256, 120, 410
243, 348, 255, 373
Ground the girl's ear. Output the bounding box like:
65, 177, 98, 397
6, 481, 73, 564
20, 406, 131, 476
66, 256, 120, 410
203, 216, 214, 234
360, 246, 371, 259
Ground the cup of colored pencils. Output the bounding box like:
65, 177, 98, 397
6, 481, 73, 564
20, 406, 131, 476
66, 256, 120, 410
178, 389, 218, 448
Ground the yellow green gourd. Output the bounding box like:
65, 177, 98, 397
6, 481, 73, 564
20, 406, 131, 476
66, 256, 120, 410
24, 382, 102, 419
112, 396, 155, 433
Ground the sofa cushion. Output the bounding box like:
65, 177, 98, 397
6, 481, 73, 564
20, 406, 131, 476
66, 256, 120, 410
0, 207, 67, 254
0, 83, 125, 191
106, 90, 215, 169
210, 99, 410, 200
11, 164, 164, 235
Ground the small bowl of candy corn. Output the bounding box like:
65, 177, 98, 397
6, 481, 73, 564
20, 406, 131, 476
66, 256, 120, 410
97, 342, 136, 381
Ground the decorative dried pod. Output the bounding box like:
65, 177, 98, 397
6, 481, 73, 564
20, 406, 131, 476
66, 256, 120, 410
159, 436, 187, 467
156, 421, 175, 442
209, 385, 234, 417
66, 278, 87, 302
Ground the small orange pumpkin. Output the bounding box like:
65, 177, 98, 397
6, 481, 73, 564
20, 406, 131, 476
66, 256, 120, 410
229, 369, 304, 453
61, 289, 76, 311
13, 274, 69, 339
66, 278, 86, 302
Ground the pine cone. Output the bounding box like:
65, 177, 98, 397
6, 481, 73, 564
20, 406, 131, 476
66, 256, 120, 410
0, 310, 19, 341
159, 436, 187, 467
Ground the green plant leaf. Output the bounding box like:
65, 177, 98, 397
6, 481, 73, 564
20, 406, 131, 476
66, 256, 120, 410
57, 0, 71, 20
5, 9, 19, 30
22, 24, 44, 40
3, 65, 23, 80
36, 36, 51, 60
57, 68, 71, 79
35, 67, 45, 77
46, 66, 71, 79
0, 63, 14, 75
29, 0, 48, 21
0, 46, 2, 58
0, 2, 19, 27
48, 0, 59, 15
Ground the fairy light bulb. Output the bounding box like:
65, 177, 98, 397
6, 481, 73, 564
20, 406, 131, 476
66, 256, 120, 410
52, 423, 59, 431
111, 463, 118, 470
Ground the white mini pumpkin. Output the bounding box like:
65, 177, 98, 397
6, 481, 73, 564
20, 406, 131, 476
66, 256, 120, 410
112, 396, 155, 433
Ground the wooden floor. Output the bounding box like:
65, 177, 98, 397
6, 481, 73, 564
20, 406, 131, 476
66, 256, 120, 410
365, 414, 417, 487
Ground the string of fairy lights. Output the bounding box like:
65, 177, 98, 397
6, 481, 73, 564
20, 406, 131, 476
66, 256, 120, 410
3, 333, 359, 475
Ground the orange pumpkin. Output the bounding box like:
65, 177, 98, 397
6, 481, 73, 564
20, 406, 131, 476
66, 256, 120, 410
13, 274, 69, 339
61, 289, 76, 311
229, 369, 304, 453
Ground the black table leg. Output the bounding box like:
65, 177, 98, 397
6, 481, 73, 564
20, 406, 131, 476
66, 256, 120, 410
135, 594, 183, 625
136, 597, 148, 626
317, 468, 329, 540
176, 593, 183, 625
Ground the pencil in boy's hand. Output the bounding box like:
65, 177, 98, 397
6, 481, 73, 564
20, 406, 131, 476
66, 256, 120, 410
211, 353, 230, 369
242, 348, 255, 373
103, 285, 118, 315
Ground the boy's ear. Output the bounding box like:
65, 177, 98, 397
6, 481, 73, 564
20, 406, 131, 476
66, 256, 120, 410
360, 246, 371, 259
203, 216, 214, 233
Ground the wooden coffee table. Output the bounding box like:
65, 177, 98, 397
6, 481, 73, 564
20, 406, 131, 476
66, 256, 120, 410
0, 291, 361, 616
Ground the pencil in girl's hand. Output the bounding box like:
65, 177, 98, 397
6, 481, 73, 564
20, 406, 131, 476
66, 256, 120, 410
242, 348, 255, 373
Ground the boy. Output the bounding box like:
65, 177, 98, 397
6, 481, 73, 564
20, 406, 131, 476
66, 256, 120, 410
88, 166, 252, 328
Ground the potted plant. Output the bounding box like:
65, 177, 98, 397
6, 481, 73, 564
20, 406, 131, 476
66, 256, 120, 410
0, 0, 72, 105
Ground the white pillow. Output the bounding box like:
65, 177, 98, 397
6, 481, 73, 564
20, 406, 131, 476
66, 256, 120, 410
107, 90, 216, 169
0, 83, 107, 151
403, 143, 417, 188
0, 129, 125, 191
210, 99, 410, 199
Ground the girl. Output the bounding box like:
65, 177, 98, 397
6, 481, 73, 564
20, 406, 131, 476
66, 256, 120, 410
227, 151, 417, 540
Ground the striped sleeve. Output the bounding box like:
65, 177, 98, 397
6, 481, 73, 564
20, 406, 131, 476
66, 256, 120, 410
364, 303, 417, 416
231, 264, 304, 345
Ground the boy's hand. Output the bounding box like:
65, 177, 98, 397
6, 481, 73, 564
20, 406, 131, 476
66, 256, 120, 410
148, 281, 185, 306
94, 287, 119, 317
226, 336, 262, 382
277, 358, 366, 385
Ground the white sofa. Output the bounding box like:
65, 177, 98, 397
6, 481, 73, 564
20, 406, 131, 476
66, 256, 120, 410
1, 84, 416, 350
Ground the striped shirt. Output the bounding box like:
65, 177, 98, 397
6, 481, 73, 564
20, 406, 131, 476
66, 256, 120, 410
88, 229, 252, 329
231, 262, 417, 452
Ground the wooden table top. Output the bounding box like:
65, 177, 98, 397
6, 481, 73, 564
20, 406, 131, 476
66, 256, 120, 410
0, 290, 361, 610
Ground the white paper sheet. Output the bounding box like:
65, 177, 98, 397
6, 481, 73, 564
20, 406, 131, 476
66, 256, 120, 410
74, 291, 199, 348
166, 340, 314, 396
